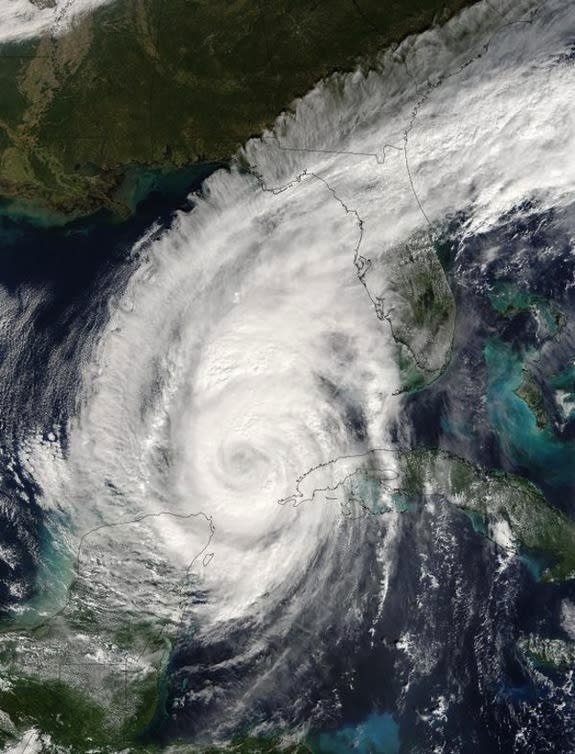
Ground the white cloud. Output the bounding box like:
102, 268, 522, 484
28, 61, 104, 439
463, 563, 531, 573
16, 0, 575, 729
0, 0, 114, 44
29, 0, 575, 637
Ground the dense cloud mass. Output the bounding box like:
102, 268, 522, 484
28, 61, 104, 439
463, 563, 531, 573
0, 0, 114, 42
2, 0, 575, 749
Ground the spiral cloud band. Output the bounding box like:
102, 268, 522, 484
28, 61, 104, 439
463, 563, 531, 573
12, 0, 575, 742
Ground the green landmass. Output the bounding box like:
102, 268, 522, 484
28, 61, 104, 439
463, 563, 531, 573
518, 634, 575, 671
2, 445, 575, 751
397, 449, 575, 582
486, 286, 569, 431
0, 659, 310, 753
0, 668, 309, 754
515, 368, 547, 429
0, 0, 478, 218
283, 446, 575, 582
392, 232, 455, 388
484, 338, 575, 487
0, 676, 131, 751
0, 512, 208, 753
363, 228, 456, 391
488, 282, 564, 337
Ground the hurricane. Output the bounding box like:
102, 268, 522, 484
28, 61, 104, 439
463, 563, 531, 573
3, 0, 575, 750
21, 142, 406, 740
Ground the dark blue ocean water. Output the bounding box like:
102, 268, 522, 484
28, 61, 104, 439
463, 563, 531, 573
0, 164, 220, 616
394, 202, 575, 752
0, 187, 573, 753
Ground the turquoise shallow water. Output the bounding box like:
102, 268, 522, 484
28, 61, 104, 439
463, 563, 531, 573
0, 198, 73, 228
484, 339, 575, 486
517, 552, 549, 581
0, 162, 222, 625
4, 515, 75, 630
550, 365, 575, 392
316, 713, 400, 754
113, 164, 224, 214
0, 162, 223, 231
488, 282, 560, 337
